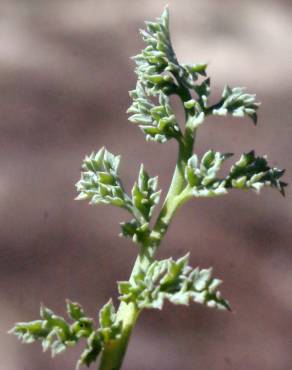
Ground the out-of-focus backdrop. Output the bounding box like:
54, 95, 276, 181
0, 1, 291, 369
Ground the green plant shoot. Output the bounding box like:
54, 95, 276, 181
10, 8, 286, 370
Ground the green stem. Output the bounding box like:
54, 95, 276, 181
150, 133, 194, 253
98, 71, 195, 370
98, 303, 139, 370
97, 135, 194, 370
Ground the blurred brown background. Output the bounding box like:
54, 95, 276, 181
0, 1, 291, 369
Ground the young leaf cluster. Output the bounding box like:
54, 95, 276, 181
121, 164, 161, 244
76, 148, 163, 245
78, 300, 122, 369
118, 254, 229, 311
225, 151, 286, 194
128, 82, 180, 143
76, 147, 130, 209
10, 300, 122, 370
129, 8, 261, 145
184, 150, 232, 197
183, 150, 286, 199
10, 301, 94, 359
212, 86, 260, 124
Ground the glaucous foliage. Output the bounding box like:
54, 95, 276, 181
10, 8, 286, 370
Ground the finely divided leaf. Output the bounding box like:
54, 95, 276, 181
194, 77, 211, 110
9, 302, 94, 360
120, 165, 161, 244
225, 151, 287, 195
185, 150, 232, 197
67, 300, 85, 321
129, 7, 210, 142
128, 82, 180, 143
120, 219, 150, 245
212, 86, 260, 124
133, 7, 179, 96
10, 299, 123, 370
134, 7, 209, 94
132, 164, 161, 221
76, 147, 131, 208
118, 254, 229, 311
77, 332, 102, 369
77, 300, 122, 369
184, 150, 286, 198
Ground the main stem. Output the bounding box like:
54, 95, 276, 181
98, 87, 194, 370
98, 302, 139, 370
